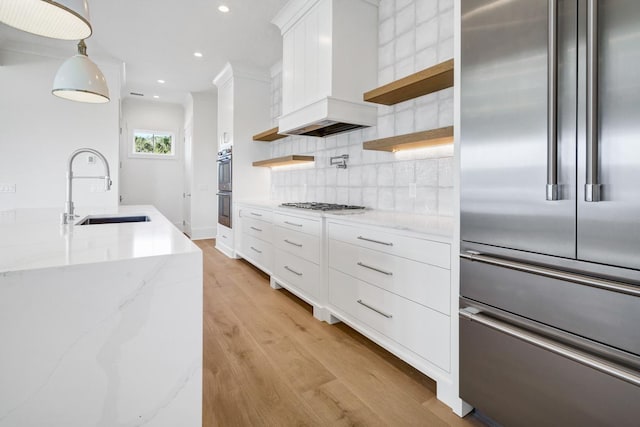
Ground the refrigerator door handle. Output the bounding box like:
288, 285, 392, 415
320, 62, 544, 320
547, 0, 559, 201
460, 308, 640, 387
586, 0, 602, 202
461, 251, 640, 298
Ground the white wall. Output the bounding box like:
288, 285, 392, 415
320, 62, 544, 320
120, 99, 184, 226
184, 91, 218, 239
269, 0, 454, 214
0, 49, 120, 211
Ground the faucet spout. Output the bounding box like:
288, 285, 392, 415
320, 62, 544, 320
62, 148, 112, 224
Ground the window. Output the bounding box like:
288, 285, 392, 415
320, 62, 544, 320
132, 129, 175, 158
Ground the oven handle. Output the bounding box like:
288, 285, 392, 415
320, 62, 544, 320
461, 252, 640, 298
216, 193, 231, 197
460, 308, 640, 387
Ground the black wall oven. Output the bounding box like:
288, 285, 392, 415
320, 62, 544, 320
217, 148, 232, 228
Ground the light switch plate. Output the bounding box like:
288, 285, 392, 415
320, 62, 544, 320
0, 184, 16, 193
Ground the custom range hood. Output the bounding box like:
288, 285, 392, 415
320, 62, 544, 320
272, 0, 379, 137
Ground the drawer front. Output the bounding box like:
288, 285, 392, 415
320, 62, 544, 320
274, 226, 321, 264
329, 239, 450, 315
242, 233, 273, 274
243, 217, 273, 241
241, 206, 273, 223
218, 224, 234, 246
274, 212, 321, 236
329, 268, 450, 371
328, 222, 450, 268
274, 248, 320, 299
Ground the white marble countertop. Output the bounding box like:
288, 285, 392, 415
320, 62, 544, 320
237, 200, 453, 239
0, 205, 200, 274
324, 210, 453, 240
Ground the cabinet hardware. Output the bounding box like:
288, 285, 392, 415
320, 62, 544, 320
284, 221, 303, 227
357, 300, 393, 318
250, 246, 262, 254
284, 239, 302, 247
250, 226, 262, 232
250, 212, 263, 217
357, 262, 393, 276
284, 266, 303, 276
357, 236, 393, 246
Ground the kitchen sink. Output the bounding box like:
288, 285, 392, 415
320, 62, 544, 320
77, 215, 151, 225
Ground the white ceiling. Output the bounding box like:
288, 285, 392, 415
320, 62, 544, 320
0, 0, 288, 104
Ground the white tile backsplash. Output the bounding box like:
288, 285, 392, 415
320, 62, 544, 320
268, 0, 454, 215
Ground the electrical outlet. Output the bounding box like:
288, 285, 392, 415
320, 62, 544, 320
87, 155, 96, 165
0, 184, 16, 193
409, 183, 417, 198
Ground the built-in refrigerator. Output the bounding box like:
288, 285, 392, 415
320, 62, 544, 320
460, 1, 640, 425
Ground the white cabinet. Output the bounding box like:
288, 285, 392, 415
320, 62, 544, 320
237, 206, 274, 275
327, 220, 452, 375
216, 77, 233, 148
271, 211, 323, 310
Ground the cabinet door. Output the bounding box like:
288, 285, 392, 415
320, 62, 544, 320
460, 0, 577, 258
577, 1, 640, 271
217, 79, 233, 147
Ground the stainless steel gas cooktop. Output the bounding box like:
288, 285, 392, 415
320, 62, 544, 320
280, 202, 366, 211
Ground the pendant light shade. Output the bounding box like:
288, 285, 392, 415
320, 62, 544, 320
0, 0, 91, 40
52, 40, 109, 103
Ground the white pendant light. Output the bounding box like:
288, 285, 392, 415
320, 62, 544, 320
52, 40, 109, 103
0, 0, 92, 40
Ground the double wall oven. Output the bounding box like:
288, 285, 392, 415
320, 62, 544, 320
461, 1, 640, 425
217, 148, 232, 228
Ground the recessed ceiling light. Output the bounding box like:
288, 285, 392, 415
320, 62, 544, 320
153, 95, 160, 99
218, 5, 229, 13
157, 79, 165, 84
194, 52, 203, 58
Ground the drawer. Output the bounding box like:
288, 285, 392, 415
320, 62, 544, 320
243, 217, 273, 241
217, 224, 234, 246
329, 268, 450, 371
274, 226, 321, 264
274, 248, 320, 299
242, 233, 273, 274
274, 212, 321, 236
241, 206, 273, 223
329, 239, 450, 315
328, 222, 450, 269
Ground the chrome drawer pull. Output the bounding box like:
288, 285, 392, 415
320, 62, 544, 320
284, 266, 302, 276
284, 239, 302, 248
284, 221, 303, 227
460, 308, 640, 388
357, 300, 393, 319
250, 246, 262, 254
357, 236, 393, 246
250, 226, 262, 232
357, 262, 393, 276
250, 212, 263, 217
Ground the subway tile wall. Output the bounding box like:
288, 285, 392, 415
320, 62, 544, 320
269, 0, 454, 216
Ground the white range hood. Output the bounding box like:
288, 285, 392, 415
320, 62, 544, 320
272, 0, 379, 137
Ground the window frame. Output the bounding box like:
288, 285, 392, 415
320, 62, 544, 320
130, 129, 177, 159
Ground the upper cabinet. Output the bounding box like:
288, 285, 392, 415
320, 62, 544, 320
214, 67, 234, 148
272, 0, 379, 137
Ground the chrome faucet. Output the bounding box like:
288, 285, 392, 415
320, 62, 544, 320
62, 148, 112, 224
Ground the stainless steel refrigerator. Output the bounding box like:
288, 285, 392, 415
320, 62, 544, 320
460, 1, 640, 425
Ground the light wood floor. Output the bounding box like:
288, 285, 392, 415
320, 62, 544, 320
198, 239, 484, 426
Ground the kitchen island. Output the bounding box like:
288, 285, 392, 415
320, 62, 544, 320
0, 205, 202, 426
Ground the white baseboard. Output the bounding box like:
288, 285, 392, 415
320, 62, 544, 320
189, 226, 217, 240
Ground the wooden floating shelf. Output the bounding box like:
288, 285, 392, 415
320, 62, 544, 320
253, 155, 315, 168
363, 126, 454, 152
252, 127, 288, 142
364, 59, 454, 106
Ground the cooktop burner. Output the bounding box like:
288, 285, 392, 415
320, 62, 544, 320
280, 202, 366, 211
